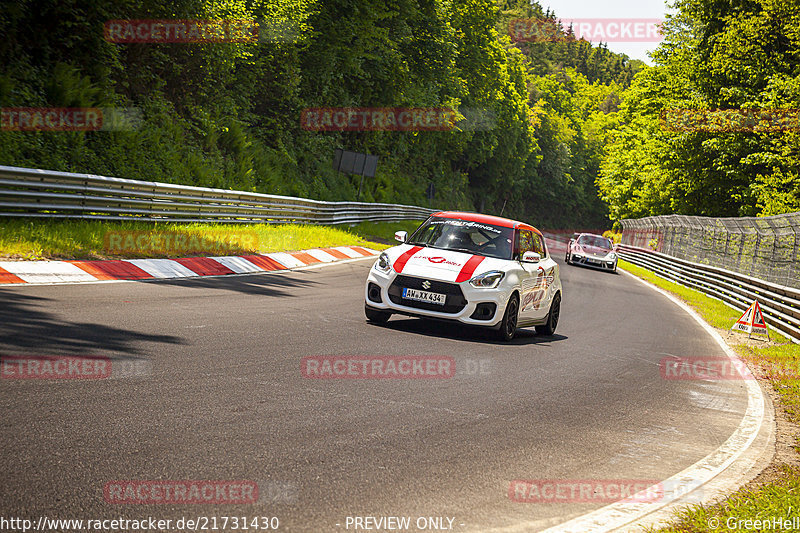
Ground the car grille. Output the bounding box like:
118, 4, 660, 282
575, 256, 612, 268
389, 275, 467, 313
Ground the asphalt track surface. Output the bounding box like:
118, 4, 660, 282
0, 257, 750, 532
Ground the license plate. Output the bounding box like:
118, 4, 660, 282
402, 288, 446, 305
587, 258, 600, 264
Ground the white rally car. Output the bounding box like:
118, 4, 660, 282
364, 211, 562, 341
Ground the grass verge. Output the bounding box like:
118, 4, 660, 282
617, 258, 800, 532
344, 220, 423, 245
0, 219, 424, 260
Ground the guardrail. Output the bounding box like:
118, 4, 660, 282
0, 165, 435, 224
621, 213, 800, 289
617, 243, 800, 344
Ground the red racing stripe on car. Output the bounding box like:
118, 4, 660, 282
455, 255, 485, 283
393, 246, 423, 273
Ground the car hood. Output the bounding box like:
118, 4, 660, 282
386, 244, 508, 283
575, 244, 613, 257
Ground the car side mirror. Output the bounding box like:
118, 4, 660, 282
521, 251, 541, 263
394, 231, 408, 243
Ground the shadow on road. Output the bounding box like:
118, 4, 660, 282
372, 317, 568, 346
0, 291, 185, 357
139, 269, 321, 296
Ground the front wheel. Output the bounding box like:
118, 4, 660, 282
496, 294, 519, 342
365, 304, 391, 324
536, 292, 561, 336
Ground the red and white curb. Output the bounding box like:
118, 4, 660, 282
0, 246, 378, 285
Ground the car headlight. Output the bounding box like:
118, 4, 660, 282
469, 270, 505, 289
375, 252, 392, 273
607, 252, 617, 260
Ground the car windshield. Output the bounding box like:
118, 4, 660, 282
578, 235, 612, 250
407, 218, 514, 260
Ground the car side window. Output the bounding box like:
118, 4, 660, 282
517, 230, 534, 259
532, 233, 545, 256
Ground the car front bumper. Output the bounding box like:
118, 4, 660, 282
365, 265, 512, 327
570, 254, 617, 270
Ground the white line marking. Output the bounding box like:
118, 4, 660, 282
485, 268, 768, 533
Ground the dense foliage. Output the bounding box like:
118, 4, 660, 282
0, 0, 641, 228
598, 0, 800, 219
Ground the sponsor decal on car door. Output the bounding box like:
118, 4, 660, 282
520, 265, 550, 313
518, 230, 555, 318
519, 264, 540, 316
516, 229, 539, 319
530, 263, 556, 311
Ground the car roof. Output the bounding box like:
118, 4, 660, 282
432, 211, 540, 234
577, 233, 609, 239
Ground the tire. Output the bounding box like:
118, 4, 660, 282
536, 292, 561, 336
365, 304, 391, 324
496, 294, 519, 342
565, 252, 572, 265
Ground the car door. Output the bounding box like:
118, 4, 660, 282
533, 232, 558, 315
516, 229, 549, 323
